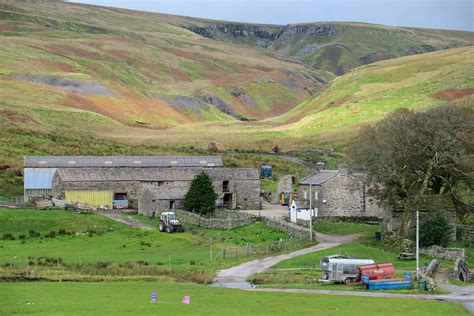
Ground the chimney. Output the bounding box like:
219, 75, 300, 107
316, 161, 325, 173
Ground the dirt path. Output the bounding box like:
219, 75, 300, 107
96, 211, 152, 229
215, 231, 360, 283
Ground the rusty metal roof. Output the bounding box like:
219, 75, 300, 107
25, 156, 223, 168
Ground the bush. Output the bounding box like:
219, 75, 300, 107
58, 229, 68, 236
182, 172, 218, 215
419, 212, 453, 248
2, 233, 15, 240
29, 230, 40, 238
45, 231, 56, 238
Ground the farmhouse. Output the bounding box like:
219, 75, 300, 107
298, 166, 382, 218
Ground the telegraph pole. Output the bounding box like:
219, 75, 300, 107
309, 184, 313, 241
416, 210, 419, 280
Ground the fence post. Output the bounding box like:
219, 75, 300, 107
247, 243, 250, 256
223, 249, 226, 259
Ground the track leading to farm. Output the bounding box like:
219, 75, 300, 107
214, 231, 360, 284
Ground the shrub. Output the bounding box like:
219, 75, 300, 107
18, 234, 26, 240
2, 233, 15, 240
29, 230, 40, 238
58, 229, 68, 236
419, 212, 453, 248
45, 231, 56, 238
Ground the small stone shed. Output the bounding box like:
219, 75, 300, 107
138, 187, 188, 217
52, 167, 261, 211
298, 167, 382, 217
383, 195, 458, 240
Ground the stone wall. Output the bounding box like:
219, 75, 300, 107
299, 171, 382, 218
457, 225, 474, 244
175, 210, 256, 229
263, 217, 316, 241
383, 208, 457, 240
420, 245, 466, 260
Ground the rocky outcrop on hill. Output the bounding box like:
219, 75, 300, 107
186, 23, 279, 48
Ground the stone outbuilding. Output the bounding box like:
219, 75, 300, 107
298, 166, 382, 218
138, 187, 188, 217
52, 167, 261, 211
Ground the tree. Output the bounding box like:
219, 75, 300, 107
348, 105, 473, 237
183, 172, 218, 216
419, 213, 453, 248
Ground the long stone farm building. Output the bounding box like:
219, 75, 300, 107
24, 156, 260, 211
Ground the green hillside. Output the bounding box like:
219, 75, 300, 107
185, 21, 473, 75
0, 0, 330, 128
267, 46, 474, 136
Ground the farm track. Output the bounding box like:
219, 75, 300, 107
96, 211, 152, 229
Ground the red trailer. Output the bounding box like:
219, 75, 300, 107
357, 263, 395, 281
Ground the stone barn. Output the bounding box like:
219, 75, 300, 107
298, 166, 382, 218
24, 156, 223, 203
51, 166, 260, 211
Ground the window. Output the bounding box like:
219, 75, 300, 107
169, 200, 175, 209
223, 181, 229, 193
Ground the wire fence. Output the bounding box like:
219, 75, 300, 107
210, 238, 307, 261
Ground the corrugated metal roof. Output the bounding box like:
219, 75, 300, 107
24, 168, 57, 189
144, 187, 188, 200
299, 170, 339, 185
24, 156, 223, 168
55, 167, 258, 182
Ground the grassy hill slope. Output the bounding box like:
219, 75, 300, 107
0, 0, 330, 128
185, 21, 473, 75
266, 46, 474, 137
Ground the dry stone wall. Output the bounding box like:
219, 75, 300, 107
420, 245, 465, 261
175, 210, 255, 229
263, 217, 316, 241
457, 225, 474, 244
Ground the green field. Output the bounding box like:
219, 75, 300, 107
0, 282, 468, 315
0, 208, 308, 282
313, 221, 379, 236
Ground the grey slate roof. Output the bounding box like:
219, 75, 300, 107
54, 167, 258, 182
25, 156, 223, 168
144, 187, 188, 200
299, 170, 339, 185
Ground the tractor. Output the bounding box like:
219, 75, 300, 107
159, 212, 185, 233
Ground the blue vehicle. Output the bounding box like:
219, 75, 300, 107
260, 166, 273, 178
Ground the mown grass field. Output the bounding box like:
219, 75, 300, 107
0, 282, 469, 316
0, 207, 308, 281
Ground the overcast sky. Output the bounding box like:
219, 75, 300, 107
69, 0, 473, 31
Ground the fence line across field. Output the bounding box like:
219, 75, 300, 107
2, 238, 307, 268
